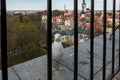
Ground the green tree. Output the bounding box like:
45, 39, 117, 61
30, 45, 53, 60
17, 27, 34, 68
52, 10, 64, 16
22, 16, 31, 23
7, 14, 47, 67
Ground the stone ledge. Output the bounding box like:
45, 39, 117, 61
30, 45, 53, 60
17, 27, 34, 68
0, 30, 119, 80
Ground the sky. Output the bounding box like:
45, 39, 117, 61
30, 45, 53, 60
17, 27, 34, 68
6, 0, 119, 10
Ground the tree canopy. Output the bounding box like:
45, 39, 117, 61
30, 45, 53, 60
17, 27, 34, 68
6, 13, 47, 67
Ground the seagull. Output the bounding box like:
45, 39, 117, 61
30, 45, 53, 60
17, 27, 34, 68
52, 33, 64, 71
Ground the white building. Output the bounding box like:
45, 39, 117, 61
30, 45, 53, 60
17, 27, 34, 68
42, 10, 47, 23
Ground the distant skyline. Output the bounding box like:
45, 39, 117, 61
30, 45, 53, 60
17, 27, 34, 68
6, 0, 119, 10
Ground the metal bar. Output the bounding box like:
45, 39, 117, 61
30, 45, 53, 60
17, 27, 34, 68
103, 0, 107, 80
47, 0, 52, 80
109, 67, 120, 79
74, 0, 78, 80
1, 0, 8, 80
90, 0, 94, 80
112, 0, 116, 75
119, 0, 120, 69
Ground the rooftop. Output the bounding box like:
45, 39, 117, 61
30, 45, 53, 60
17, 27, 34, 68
0, 30, 119, 80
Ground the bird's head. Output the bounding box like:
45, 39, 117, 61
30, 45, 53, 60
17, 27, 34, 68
54, 33, 61, 42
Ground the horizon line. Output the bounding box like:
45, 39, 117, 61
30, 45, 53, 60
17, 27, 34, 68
7, 9, 118, 11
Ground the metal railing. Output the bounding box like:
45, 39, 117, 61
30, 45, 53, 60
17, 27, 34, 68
1, 0, 8, 80
47, 0, 52, 80
90, 0, 94, 79
1, 0, 120, 80
103, 0, 107, 80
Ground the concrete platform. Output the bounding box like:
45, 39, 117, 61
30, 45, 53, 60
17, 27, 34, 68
0, 30, 119, 80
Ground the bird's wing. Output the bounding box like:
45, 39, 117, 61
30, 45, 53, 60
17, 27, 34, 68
52, 42, 64, 60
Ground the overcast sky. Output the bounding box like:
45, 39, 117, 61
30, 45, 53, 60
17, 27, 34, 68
6, 0, 119, 10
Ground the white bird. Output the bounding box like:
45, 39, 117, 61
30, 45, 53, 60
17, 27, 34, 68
52, 33, 64, 71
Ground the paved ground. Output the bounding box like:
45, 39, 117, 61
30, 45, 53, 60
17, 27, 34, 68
113, 72, 120, 80
0, 30, 119, 80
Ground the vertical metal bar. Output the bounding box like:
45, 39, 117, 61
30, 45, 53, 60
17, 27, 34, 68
119, 0, 120, 68
47, 0, 52, 80
103, 0, 107, 80
1, 0, 8, 80
112, 0, 116, 75
74, 0, 78, 80
90, 0, 94, 80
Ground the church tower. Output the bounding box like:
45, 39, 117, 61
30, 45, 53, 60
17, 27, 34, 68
64, 4, 68, 16
82, 0, 86, 12
64, 4, 66, 11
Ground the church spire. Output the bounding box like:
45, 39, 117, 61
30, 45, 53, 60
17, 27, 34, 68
81, 0, 86, 12
82, 0, 86, 5
64, 4, 66, 11
83, 0, 85, 3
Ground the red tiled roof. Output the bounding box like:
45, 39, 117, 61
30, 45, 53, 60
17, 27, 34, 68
78, 14, 81, 19
83, 23, 90, 29
42, 10, 47, 15
115, 14, 120, 19
85, 12, 90, 17
117, 10, 120, 12
95, 13, 102, 17
94, 15, 99, 19
70, 11, 74, 18
65, 10, 68, 13
107, 20, 112, 23
70, 11, 81, 19
106, 15, 112, 18
52, 15, 64, 20
65, 17, 71, 20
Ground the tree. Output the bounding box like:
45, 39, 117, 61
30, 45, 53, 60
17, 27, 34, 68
7, 14, 47, 66
52, 10, 64, 16
22, 16, 31, 23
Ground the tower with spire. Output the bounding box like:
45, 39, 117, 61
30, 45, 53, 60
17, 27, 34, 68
64, 4, 66, 11
82, 0, 86, 12
64, 4, 68, 16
